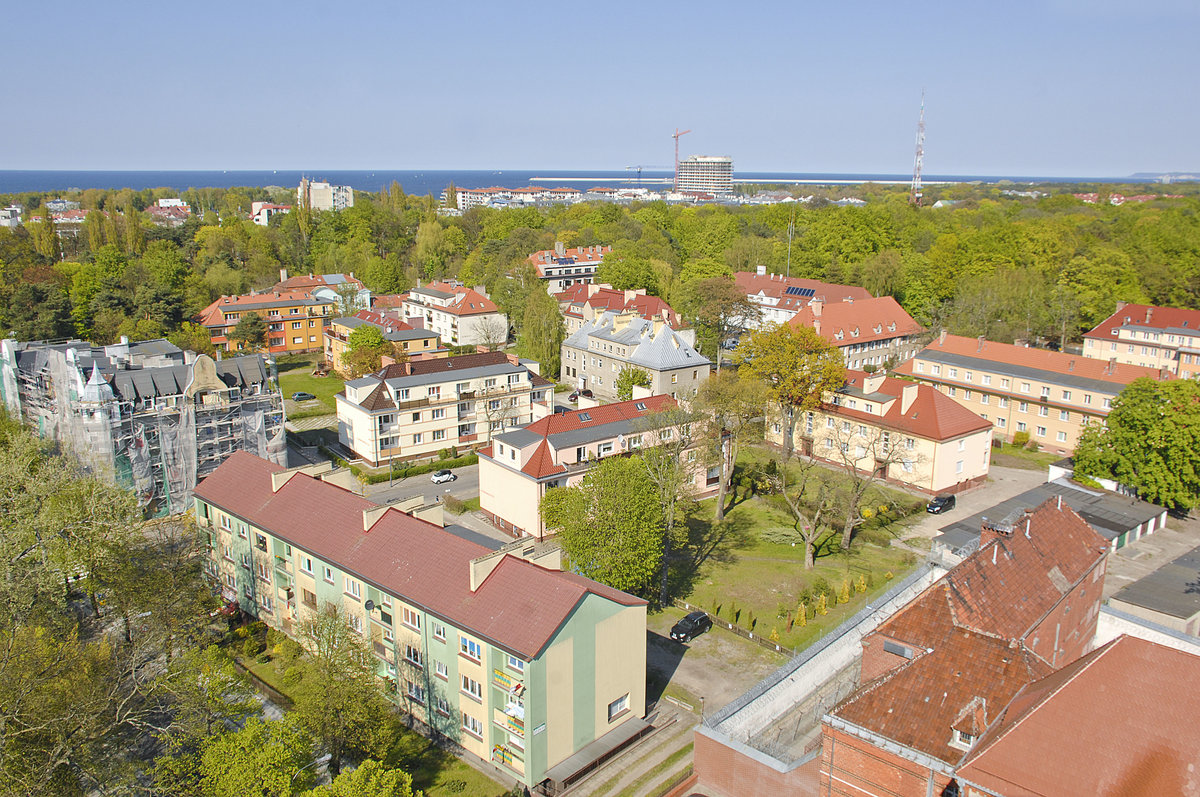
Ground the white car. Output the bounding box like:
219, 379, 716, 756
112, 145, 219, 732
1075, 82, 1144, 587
431, 469, 457, 484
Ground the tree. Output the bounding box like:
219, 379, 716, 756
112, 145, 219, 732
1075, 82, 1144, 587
476, 315, 509, 351
169, 321, 217, 356
344, 325, 392, 377
635, 407, 699, 605
293, 606, 392, 777
303, 760, 415, 797
156, 645, 259, 753
1075, 377, 1200, 510
734, 323, 844, 459
195, 717, 316, 797
768, 455, 837, 570
615, 366, 651, 401
677, 276, 761, 370
821, 418, 910, 549
695, 371, 767, 521
228, 311, 267, 352
520, 287, 564, 376
335, 281, 366, 317
539, 455, 664, 597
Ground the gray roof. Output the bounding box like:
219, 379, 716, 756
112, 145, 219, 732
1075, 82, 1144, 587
547, 418, 643, 450
1110, 544, 1200, 620
383, 361, 524, 391
492, 427, 544, 449
128, 338, 183, 357
934, 478, 1165, 552
111, 356, 269, 401
564, 313, 710, 372
917, 349, 1130, 395
409, 286, 454, 300
332, 315, 436, 343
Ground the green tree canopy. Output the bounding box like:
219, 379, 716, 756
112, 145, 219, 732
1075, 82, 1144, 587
1074, 377, 1200, 510
228, 311, 267, 352
615, 366, 650, 401
539, 455, 664, 597
520, 286, 564, 377
303, 760, 415, 797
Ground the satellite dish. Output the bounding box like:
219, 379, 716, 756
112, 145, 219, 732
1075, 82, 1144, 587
364, 599, 375, 612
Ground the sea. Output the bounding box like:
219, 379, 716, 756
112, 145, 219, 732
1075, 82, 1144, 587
0, 169, 1147, 197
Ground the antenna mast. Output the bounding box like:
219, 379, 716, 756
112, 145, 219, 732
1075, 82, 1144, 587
910, 91, 926, 206
672, 128, 692, 191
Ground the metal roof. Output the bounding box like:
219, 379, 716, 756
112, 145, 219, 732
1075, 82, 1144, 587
917, 349, 1131, 394
1109, 544, 1200, 620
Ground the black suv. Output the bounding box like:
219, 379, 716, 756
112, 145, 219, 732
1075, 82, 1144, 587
670, 611, 713, 643
926, 494, 956, 514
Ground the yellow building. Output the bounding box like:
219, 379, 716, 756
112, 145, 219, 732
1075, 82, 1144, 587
1082, 302, 1200, 379
896, 332, 1171, 456
195, 452, 648, 792
323, 310, 444, 377
766, 370, 993, 495
196, 290, 335, 354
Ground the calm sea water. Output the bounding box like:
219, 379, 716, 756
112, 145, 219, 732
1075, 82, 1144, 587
0, 169, 1139, 196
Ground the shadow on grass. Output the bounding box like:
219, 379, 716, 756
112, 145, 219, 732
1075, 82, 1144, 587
666, 510, 756, 602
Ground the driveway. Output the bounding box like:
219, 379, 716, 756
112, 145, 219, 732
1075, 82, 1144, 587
900, 465, 1048, 541
365, 464, 480, 506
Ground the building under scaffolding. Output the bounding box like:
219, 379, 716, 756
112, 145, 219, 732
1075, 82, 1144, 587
0, 337, 286, 515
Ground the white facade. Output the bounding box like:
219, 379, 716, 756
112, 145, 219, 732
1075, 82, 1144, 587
298, 178, 354, 212
676, 155, 733, 194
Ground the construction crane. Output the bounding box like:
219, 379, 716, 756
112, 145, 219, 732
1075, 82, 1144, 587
910, 91, 926, 206
672, 128, 692, 191
625, 165, 670, 188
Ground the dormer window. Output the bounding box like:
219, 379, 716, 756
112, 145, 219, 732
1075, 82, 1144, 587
951, 729, 977, 749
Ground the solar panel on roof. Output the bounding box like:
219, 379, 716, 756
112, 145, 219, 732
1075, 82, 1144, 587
784, 286, 815, 297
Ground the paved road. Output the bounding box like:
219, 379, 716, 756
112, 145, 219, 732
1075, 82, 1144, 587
900, 465, 1048, 541
365, 464, 480, 506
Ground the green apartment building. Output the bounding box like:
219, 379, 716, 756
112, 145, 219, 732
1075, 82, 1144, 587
194, 451, 648, 791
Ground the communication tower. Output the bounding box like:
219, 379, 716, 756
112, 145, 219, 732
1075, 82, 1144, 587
910, 92, 926, 205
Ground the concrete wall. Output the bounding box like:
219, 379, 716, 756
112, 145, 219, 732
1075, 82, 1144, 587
1096, 606, 1200, 653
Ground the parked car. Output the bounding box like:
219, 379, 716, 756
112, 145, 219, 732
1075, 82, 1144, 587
291, 391, 316, 402
670, 611, 713, 643
926, 494, 956, 514
431, 469, 457, 484
580, 389, 593, 398
567, 391, 579, 403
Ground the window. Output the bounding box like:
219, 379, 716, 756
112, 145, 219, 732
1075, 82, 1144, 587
1103, 398, 1112, 409
902, 460, 914, 473
671, 374, 678, 384
949, 368, 958, 378
432, 429, 445, 441
997, 417, 1007, 428
1041, 386, 1051, 397
1039, 406, 1048, 417
953, 729, 977, 747
958, 439, 966, 452
406, 680, 425, 704
1062, 390, 1072, 401
292, 321, 302, 330
964, 371, 972, 382
982, 375, 992, 386
916, 361, 925, 373
323, 566, 334, 584
1020, 382, 1030, 394
300, 556, 313, 574
1083, 394, 1092, 405
462, 712, 484, 738
1017, 421, 1027, 432
435, 696, 451, 716
435, 660, 448, 680
979, 394, 989, 405
883, 640, 914, 658
344, 577, 361, 599
947, 386, 956, 397
404, 644, 423, 667
428, 387, 441, 399
826, 417, 835, 429
607, 693, 630, 722
1001, 378, 1010, 388
1036, 425, 1046, 437
257, 562, 271, 582
460, 636, 482, 661
348, 613, 363, 634
955, 460, 964, 474
412, 433, 422, 444
402, 607, 421, 630
1018, 401, 1028, 413
461, 674, 482, 701
932, 364, 941, 375
998, 397, 1009, 408
1059, 410, 1070, 421
905, 437, 915, 450
1056, 431, 1068, 442
292, 337, 302, 344
507, 655, 525, 673
383, 627, 394, 642
432, 408, 445, 420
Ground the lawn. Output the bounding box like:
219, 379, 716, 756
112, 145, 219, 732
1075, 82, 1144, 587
991, 442, 1061, 471
666, 448, 924, 652
276, 353, 345, 415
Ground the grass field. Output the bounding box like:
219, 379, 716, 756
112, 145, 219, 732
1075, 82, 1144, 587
990, 443, 1061, 470
276, 354, 346, 416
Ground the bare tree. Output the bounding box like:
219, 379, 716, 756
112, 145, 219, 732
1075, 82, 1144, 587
475, 316, 509, 351
695, 371, 767, 521
819, 420, 919, 549
768, 454, 837, 570
634, 406, 700, 605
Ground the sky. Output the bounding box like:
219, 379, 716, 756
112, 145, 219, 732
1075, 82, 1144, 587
2, 1, 1197, 176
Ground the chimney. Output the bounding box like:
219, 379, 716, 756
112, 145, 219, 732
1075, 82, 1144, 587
863, 372, 886, 394
810, 298, 823, 317
652, 317, 666, 336
555, 241, 566, 257
756, 264, 767, 276
279, 267, 288, 282
900, 382, 919, 413
1068, 359, 1075, 371
979, 508, 1025, 549
938, 329, 947, 345
1146, 308, 1153, 323
1107, 357, 1117, 375
977, 335, 986, 352
1115, 300, 1129, 312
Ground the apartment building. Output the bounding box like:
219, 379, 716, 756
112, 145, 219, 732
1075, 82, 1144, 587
323, 310, 444, 377
336, 351, 553, 465
479, 394, 717, 539
194, 452, 647, 792
676, 155, 733, 194
528, 243, 612, 294
766, 370, 992, 494
251, 202, 291, 226
561, 312, 711, 401
895, 332, 1170, 455
554, 283, 685, 337
788, 295, 924, 371
196, 290, 335, 354
401, 282, 508, 347
298, 178, 354, 211
734, 267, 873, 328
1082, 301, 1200, 378
818, 500, 1110, 796
0, 337, 284, 514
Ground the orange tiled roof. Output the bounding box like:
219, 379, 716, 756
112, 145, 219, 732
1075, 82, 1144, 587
789, 296, 923, 346
1084, 302, 1200, 340
734, 271, 873, 310
409, 282, 499, 316
832, 370, 992, 442
195, 290, 328, 328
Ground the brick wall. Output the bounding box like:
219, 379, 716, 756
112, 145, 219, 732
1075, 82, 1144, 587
691, 728, 820, 796
819, 725, 955, 797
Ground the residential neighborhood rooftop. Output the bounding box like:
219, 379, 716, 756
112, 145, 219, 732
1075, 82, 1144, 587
1109, 543, 1200, 621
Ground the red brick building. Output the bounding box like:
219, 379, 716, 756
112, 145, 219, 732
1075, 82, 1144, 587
819, 498, 1109, 796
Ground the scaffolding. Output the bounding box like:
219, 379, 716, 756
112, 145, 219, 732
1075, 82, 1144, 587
1, 337, 286, 515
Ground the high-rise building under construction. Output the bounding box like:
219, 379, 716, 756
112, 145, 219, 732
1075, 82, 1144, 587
675, 155, 733, 194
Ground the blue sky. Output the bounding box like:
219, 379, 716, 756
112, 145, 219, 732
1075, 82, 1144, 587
3, 1, 1197, 176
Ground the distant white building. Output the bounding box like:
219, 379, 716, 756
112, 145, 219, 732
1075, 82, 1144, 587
676, 155, 733, 194
0, 206, 20, 228
298, 178, 354, 212
251, 201, 291, 226
527, 242, 611, 293
157, 198, 188, 208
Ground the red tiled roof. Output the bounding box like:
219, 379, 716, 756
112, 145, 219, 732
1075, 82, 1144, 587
830, 499, 1107, 764
734, 271, 873, 309
554, 284, 682, 326
274, 273, 365, 292
359, 381, 396, 411
957, 636, 1200, 795
895, 333, 1170, 386
194, 452, 644, 658
521, 438, 562, 478
371, 294, 405, 309
833, 371, 992, 441
195, 290, 328, 328
789, 296, 923, 346
1083, 302, 1200, 340
410, 282, 499, 316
